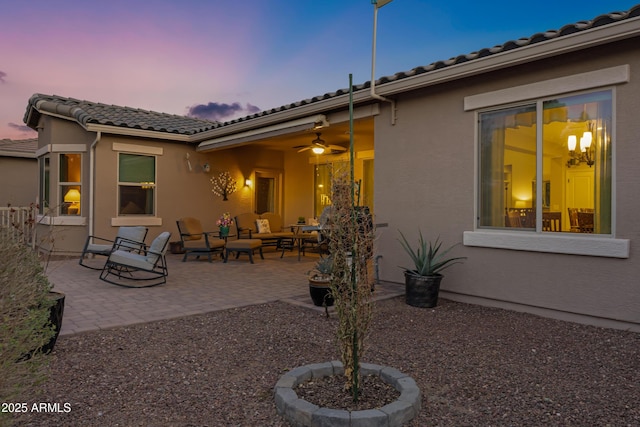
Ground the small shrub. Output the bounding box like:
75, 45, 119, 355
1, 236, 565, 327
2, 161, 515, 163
0, 228, 55, 423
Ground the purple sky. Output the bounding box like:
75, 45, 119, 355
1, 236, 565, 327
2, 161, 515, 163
1, 0, 638, 140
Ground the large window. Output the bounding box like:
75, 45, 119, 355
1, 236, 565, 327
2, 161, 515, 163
478, 90, 612, 235
313, 159, 374, 218
59, 153, 82, 216
118, 153, 155, 215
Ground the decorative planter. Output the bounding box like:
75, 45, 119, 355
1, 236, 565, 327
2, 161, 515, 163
405, 272, 443, 308
309, 277, 334, 307
219, 226, 230, 237
42, 291, 65, 354
274, 361, 421, 426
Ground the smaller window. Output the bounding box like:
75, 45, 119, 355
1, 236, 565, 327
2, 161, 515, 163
118, 153, 156, 215
38, 156, 50, 215
59, 154, 82, 216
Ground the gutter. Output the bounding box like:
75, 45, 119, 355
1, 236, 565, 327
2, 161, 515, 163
370, 1, 396, 125
89, 131, 101, 238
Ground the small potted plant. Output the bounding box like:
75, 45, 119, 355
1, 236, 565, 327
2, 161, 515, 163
398, 230, 466, 308
216, 212, 234, 238
308, 256, 334, 307
297, 216, 306, 224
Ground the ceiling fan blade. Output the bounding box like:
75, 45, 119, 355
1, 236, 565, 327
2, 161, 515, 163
327, 145, 347, 152
297, 146, 312, 153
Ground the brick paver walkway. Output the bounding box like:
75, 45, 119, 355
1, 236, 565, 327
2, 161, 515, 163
45, 250, 403, 336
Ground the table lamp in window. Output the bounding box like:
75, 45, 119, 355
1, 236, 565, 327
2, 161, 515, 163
64, 188, 81, 215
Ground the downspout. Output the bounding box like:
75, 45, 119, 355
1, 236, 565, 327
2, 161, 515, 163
371, 2, 396, 125
89, 131, 101, 238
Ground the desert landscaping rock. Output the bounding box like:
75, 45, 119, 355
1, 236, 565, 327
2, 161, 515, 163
12, 297, 640, 426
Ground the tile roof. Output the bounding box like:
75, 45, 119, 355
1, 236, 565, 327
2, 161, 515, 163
24, 94, 218, 136
22, 4, 640, 138
219, 3, 640, 126
0, 138, 37, 157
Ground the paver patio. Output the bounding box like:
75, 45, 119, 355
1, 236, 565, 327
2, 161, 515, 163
45, 249, 404, 336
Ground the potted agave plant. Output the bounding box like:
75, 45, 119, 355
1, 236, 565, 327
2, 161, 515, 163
308, 256, 334, 307
398, 230, 466, 308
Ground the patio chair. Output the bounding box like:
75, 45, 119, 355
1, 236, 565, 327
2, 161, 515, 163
176, 217, 226, 262
99, 231, 171, 288
79, 226, 148, 270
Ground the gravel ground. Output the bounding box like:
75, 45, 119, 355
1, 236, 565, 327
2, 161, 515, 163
13, 296, 640, 426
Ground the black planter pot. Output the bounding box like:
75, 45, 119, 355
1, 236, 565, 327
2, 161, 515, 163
309, 278, 334, 307
42, 291, 65, 354
405, 272, 443, 308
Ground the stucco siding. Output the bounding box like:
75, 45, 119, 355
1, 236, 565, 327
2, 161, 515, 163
375, 38, 640, 329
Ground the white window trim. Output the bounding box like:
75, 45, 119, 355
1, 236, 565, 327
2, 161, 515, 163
112, 142, 163, 155
464, 231, 629, 258
59, 153, 82, 217
36, 144, 87, 157
111, 217, 162, 227
464, 65, 629, 111
464, 66, 630, 259
37, 214, 87, 226
112, 148, 160, 222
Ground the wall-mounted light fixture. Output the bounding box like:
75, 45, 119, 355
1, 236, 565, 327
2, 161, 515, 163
245, 178, 252, 187
567, 130, 594, 168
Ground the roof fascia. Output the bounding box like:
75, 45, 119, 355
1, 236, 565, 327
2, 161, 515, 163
85, 124, 191, 142
0, 150, 36, 159
194, 18, 640, 141
376, 18, 640, 97
195, 105, 380, 151
191, 95, 372, 142
197, 114, 328, 151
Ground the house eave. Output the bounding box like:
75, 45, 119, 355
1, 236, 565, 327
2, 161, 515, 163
85, 124, 192, 142
191, 94, 373, 143
193, 16, 640, 142
0, 150, 36, 159
375, 17, 640, 97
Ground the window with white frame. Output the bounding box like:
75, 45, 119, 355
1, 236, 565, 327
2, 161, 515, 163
59, 153, 82, 216
478, 89, 612, 235
38, 156, 50, 215
118, 153, 156, 215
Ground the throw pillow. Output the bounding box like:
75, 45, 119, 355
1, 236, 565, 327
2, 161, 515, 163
256, 219, 271, 234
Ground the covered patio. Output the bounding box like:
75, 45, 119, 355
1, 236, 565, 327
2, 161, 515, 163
48, 249, 404, 336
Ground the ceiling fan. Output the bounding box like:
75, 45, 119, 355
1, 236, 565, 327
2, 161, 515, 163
294, 132, 347, 154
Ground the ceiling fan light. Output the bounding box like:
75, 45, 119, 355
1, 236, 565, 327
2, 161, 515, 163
312, 146, 325, 154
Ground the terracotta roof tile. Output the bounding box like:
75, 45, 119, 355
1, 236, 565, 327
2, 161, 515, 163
0, 138, 37, 156
24, 94, 218, 136
218, 4, 640, 127
22, 4, 640, 136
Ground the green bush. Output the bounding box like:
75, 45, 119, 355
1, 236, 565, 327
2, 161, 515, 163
0, 228, 55, 422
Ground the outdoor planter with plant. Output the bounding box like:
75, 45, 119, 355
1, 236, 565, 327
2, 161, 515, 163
308, 256, 334, 308
0, 227, 64, 423
398, 230, 466, 308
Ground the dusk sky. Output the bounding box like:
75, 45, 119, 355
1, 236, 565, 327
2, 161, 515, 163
1, 0, 638, 140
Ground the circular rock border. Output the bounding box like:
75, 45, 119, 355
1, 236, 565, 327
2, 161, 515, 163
274, 360, 421, 426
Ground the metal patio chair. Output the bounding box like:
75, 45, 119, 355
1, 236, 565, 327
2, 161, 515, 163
79, 226, 148, 270
99, 231, 171, 288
